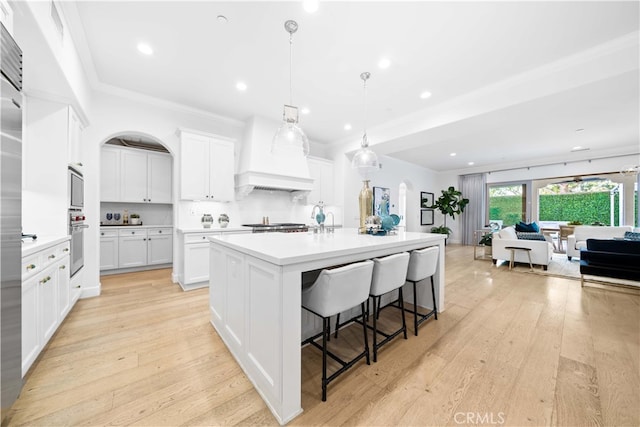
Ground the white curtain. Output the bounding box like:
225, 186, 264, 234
460, 173, 487, 245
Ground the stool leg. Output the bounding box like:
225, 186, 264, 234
376, 295, 382, 320
431, 276, 438, 320
398, 287, 407, 340
372, 295, 378, 363
361, 302, 370, 365
412, 280, 419, 336
334, 313, 340, 339
527, 251, 533, 271
321, 317, 328, 401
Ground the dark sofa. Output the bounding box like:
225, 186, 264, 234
579, 238, 640, 287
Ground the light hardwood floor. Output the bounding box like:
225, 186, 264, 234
6, 245, 640, 426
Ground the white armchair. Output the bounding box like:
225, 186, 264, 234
492, 226, 554, 270
566, 226, 633, 260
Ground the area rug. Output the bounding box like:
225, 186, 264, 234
501, 253, 581, 280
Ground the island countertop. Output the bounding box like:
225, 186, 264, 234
210, 228, 445, 266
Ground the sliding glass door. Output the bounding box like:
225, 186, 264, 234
487, 183, 527, 227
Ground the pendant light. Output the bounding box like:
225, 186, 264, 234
272, 20, 310, 157
351, 72, 379, 179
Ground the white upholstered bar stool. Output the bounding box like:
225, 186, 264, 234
301, 260, 374, 401
405, 246, 439, 336
369, 252, 410, 362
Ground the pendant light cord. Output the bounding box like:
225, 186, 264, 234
289, 32, 293, 105
361, 72, 370, 148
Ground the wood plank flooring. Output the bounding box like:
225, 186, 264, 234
5, 245, 639, 426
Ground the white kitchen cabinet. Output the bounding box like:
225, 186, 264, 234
147, 227, 173, 265
118, 229, 148, 268
99, 229, 119, 270
56, 256, 71, 321
67, 106, 83, 165
101, 146, 172, 204
307, 157, 335, 206
179, 130, 235, 201
101, 227, 173, 272
180, 229, 251, 290
22, 239, 71, 377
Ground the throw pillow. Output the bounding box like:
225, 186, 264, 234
516, 232, 546, 241
499, 226, 518, 240
624, 231, 640, 241
515, 221, 540, 233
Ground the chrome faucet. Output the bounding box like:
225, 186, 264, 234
311, 202, 326, 233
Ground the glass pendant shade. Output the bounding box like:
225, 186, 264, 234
351, 141, 379, 179
272, 107, 310, 156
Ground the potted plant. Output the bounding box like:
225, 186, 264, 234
428, 186, 469, 241
130, 213, 141, 225
479, 232, 492, 256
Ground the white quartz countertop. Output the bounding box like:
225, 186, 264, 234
22, 235, 70, 257
177, 226, 252, 234
210, 228, 445, 266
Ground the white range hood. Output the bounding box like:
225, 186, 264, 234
236, 116, 313, 199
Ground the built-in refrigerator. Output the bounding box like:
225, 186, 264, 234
0, 21, 23, 422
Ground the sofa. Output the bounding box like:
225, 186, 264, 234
580, 238, 640, 287
492, 226, 554, 270
566, 226, 633, 260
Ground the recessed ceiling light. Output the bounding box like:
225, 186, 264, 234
575, 128, 585, 132
450, 152, 456, 157
571, 146, 590, 152
217, 15, 228, 23
468, 161, 475, 166
303, 0, 319, 13
420, 91, 432, 99
137, 43, 153, 55
236, 81, 247, 91
301, 107, 310, 115
378, 57, 391, 69
344, 123, 352, 131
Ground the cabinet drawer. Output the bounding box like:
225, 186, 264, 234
185, 232, 218, 244
148, 228, 172, 236
100, 229, 119, 238
22, 253, 41, 278
56, 241, 71, 257
41, 247, 60, 268
119, 228, 148, 237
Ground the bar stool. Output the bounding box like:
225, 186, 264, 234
369, 252, 410, 362
405, 246, 439, 336
302, 260, 374, 401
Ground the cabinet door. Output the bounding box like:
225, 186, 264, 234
118, 235, 148, 268
22, 276, 40, 377
307, 159, 322, 205
56, 256, 70, 320
147, 231, 173, 265
68, 106, 82, 164
148, 153, 172, 203
120, 149, 148, 202
180, 133, 210, 200
38, 268, 58, 347
209, 139, 234, 202
184, 242, 210, 284
101, 147, 121, 201
100, 234, 119, 270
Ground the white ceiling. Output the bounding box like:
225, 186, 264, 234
61, 1, 639, 173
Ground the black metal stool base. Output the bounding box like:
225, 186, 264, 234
302, 302, 370, 401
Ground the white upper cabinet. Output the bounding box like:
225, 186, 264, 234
67, 106, 83, 166
179, 130, 235, 202
307, 157, 334, 206
100, 145, 172, 204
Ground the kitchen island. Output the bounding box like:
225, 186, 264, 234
208, 228, 445, 424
